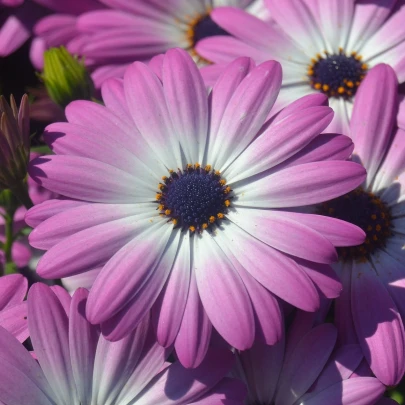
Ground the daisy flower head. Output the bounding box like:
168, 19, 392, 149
0, 283, 245, 405
234, 310, 386, 405
314, 64, 405, 386
68, 0, 264, 88
196, 0, 405, 134
27, 49, 366, 368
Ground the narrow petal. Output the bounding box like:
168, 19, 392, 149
86, 222, 175, 325
36, 215, 155, 279
152, 233, 191, 347
162, 48, 208, 163
275, 324, 337, 405
233, 161, 366, 208
29, 155, 153, 203
225, 106, 334, 183
28, 283, 78, 405
351, 261, 405, 386
0, 302, 28, 342
228, 209, 337, 264
350, 64, 398, 186
277, 212, 365, 247
124, 61, 181, 169
0, 274, 27, 310
69, 289, 99, 405
175, 270, 212, 369
194, 234, 255, 350
215, 219, 320, 311
210, 60, 282, 172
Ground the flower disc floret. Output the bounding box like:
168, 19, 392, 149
318, 188, 392, 262
156, 163, 231, 232
308, 49, 367, 99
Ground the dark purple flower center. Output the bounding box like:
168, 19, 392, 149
308, 49, 367, 99
317, 188, 392, 262
192, 14, 230, 44
155, 164, 231, 233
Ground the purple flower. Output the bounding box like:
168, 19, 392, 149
0, 274, 28, 342
60, 0, 265, 88
196, 0, 405, 134
313, 63, 405, 387
0, 283, 245, 405
233, 310, 386, 405
26, 49, 366, 367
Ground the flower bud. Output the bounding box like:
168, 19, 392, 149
41, 46, 95, 108
0, 94, 30, 190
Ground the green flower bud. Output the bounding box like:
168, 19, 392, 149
41, 46, 95, 108
0, 94, 30, 191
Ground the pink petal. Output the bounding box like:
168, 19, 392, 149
210, 60, 282, 172
234, 161, 366, 208
351, 261, 405, 386
152, 233, 191, 347
162, 48, 209, 163
86, 222, 174, 325
225, 105, 334, 183
69, 289, 99, 405
175, 271, 212, 369
215, 219, 320, 311
350, 64, 398, 186
0, 302, 28, 342
275, 324, 337, 405
194, 235, 255, 350
28, 283, 78, 405
0, 274, 27, 310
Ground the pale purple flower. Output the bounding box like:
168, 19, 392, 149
26, 49, 366, 367
0, 283, 245, 405
234, 310, 386, 405
66, 0, 266, 88
197, 0, 405, 134
312, 64, 405, 387
0, 274, 28, 342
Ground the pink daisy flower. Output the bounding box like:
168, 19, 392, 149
314, 64, 405, 386
0, 283, 245, 405
27, 49, 366, 367
233, 310, 386, 405
0, 274, 28, 342
67, 0, 266, 88
196, 0, 405, 134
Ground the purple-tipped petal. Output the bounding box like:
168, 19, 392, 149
234, 161, 366, 208
69, 289, 99, 405
28, 283, 77, 405
0, 274, 27, 310
194, 234, 255, 350
175, 271, 212, 369
350, 64, 398, 186
351, 261, 405, 386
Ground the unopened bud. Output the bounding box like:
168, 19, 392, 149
41, 46, 95, 108
0, 94, 30, 190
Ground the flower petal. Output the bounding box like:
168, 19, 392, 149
351, 261, 405, 386
194, 234, 255, 350
350, 64, 398, 187
233, 161, 366, 208
28, 283, 77, 405
0, 274, 27, 310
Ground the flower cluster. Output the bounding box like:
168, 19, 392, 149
0, 1, 405, 405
